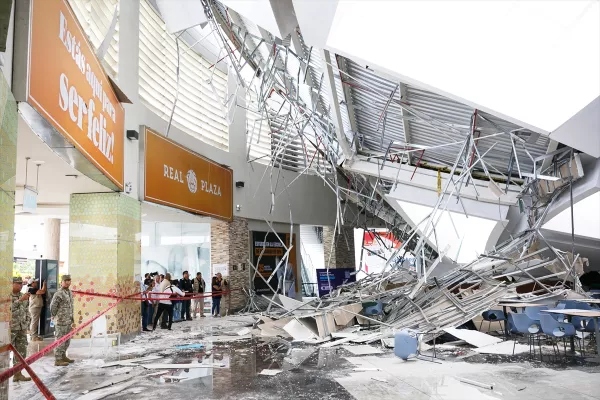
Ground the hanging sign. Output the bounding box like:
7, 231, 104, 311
27, 0, 125, 189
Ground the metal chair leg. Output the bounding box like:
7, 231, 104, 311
479, 319, 484, 331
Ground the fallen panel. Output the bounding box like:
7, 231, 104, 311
321, 335, 358, 348
141, 363, 226, 369
237, 327, 252, 336
443, 328, 502, 348
473, 341, 531, 355
283, 318, 319, 341
332, 303, 363, 327
78, 380, 136, 400
278, 295, 316, 313
342, 345, 383, 355
259, 369, 283, 376
101, 355, 163, 367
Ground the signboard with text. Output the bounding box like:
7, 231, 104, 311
316, 268, 356, 297
27, 0, 124, 189
143, 127, 233, 221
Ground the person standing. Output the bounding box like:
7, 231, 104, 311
141, 278, 153, 332
152, 273, 184, 331
193, 272, 206, 318
11, 277, 32, 382
28, 278, 46, 342
211, 273, 223, 317
50, 275, 75, 366
180, 271, 193, 321
172, 279, 182, 322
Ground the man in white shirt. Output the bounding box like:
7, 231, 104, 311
152, 273, 183, 331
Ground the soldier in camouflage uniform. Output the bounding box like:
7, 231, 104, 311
11, 277, 32, 382
50, 275, 75, 366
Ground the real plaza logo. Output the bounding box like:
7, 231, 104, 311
163, 164, 222, 196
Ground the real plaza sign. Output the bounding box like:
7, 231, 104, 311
142, 127, 233, 221
27, 0, 125, 189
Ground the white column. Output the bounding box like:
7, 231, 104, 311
43, 218, 60, 260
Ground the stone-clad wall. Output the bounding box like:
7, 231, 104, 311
323, 226, 356, 269
210, 217, 249, 313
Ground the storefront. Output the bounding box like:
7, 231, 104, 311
139, 126, 234, 312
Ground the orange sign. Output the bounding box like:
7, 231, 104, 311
27, 0, 124, 189
143, 128, 233, 221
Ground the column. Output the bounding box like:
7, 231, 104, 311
0, 72, 17, 398
43, 218, 60, 260
210, 217, 249, 313
323, 226, 355, 269
69, 193, 141, 340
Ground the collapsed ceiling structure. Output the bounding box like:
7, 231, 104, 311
169, 0, 595, 339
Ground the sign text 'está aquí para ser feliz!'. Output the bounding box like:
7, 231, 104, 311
57, 11, 117, 164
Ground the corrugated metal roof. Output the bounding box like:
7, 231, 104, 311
342, 59, 549, 175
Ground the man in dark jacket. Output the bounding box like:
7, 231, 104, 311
193, 272, 206, 318
180, 271, 194, 321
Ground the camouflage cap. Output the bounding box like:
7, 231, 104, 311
13, 277, 23, 284
61, 274, 72, 282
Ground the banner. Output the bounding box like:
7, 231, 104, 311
316, 268, 356, 297
27, 0, 125, 189
252, 231, 297, 295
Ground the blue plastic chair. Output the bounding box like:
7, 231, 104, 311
363, 302, 384, 316
539, 313, 578, 362
552, 301, 592, 322
558, 300, 591, 310
573, 316, 598, 332
524, 306, 549, 321
508, 313, 542, 357
479, 310, 506, 333
394, 330, 418, 360
572, 316, 597, 356
394, 329, 438, 363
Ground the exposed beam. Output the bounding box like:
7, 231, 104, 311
321, 49, 353, 160
289, 30, 327, 118
336, 56, 359, 145
347, 160, 521, 206
399, 83, 413, 164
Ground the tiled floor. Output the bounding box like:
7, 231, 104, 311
8, 316, 600, 399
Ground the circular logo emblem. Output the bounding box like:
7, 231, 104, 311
186, 170, 197, 194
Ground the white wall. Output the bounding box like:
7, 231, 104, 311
118, 0, 337, 226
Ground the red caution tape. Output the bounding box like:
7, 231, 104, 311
0, 297, 123, 385
8, 344, 56, 400
0, 287, 240, 386
72, 289, 240, 301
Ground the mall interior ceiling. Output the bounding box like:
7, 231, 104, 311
1, 0, 599, 399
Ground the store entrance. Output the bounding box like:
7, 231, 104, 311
141, 203, 212, 320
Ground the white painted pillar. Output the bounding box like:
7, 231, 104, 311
43, 218, 60, 260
